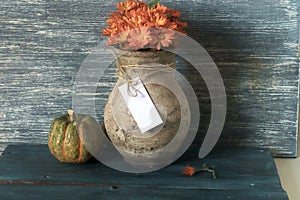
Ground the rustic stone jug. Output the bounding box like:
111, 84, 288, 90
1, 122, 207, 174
104, 49, 182, 155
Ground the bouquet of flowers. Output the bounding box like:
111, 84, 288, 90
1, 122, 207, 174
102, 0, 187, 50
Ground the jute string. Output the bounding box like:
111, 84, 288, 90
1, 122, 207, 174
114, 53, 176, 97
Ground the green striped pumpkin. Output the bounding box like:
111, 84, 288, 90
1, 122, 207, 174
48, 110, 92, 163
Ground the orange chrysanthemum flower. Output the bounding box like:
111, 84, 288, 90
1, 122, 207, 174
181, 164, 195, 176
181, 164, 217, 179
150, 28, 176, 50
167, 9, 181, 18
126, 28, 152, 50
102, 0, 187, 50
107, 31, 129, 46
117, 0, 146, 11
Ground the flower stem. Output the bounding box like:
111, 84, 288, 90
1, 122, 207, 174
196, 163, 217, 179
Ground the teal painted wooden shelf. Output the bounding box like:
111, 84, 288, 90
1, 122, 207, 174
0, 145, 288, 199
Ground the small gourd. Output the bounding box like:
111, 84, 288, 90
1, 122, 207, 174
48, 110, 92, 163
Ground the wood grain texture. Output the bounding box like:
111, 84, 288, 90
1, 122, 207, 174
0, 0, 299, 157
0, 185, 289, 200
0, 145, 288, 200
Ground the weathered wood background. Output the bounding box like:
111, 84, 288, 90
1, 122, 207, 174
0, 0, 299, 157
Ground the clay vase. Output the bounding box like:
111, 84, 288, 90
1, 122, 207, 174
104, 49, 181, 155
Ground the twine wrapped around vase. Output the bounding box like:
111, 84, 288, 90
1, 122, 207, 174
104, 49, 181, 155
116, 50, 176, 76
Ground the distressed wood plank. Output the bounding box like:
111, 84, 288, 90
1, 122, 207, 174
0, 0, 299, 157
0, 184, 288, 200
0, 145, 286, 196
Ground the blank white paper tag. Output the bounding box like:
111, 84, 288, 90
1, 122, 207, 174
118, 78, 163, 133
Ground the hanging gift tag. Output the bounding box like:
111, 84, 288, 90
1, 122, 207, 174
118, 78, 163, 133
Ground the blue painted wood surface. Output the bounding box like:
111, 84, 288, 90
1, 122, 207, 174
0, 145, 288, 199
0, 0, 299, 157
